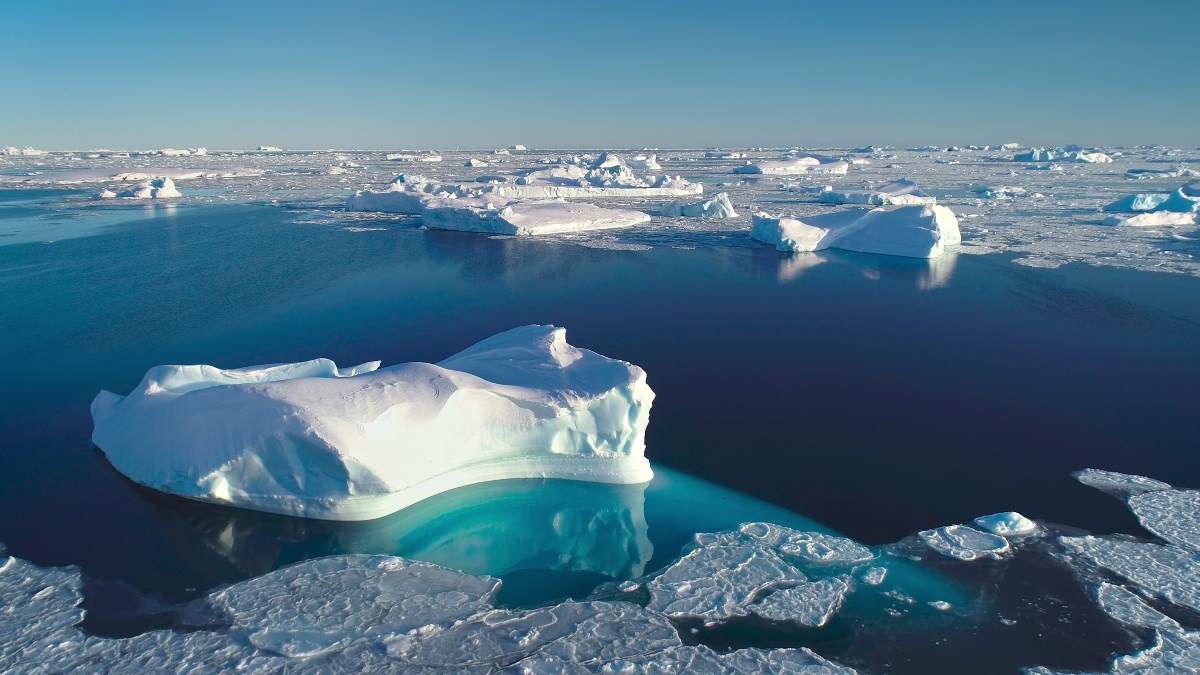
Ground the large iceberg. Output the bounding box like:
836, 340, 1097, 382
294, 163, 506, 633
751, 205, 961, 259
423, 196, 650, 235
818, 178, 936, 206
90, 325, 655, 521
734, 156, 850, 176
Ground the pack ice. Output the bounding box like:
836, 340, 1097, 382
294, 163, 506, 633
734, 156, 850, 176
818, 178, 937, 206
486, 153, 702, 198
90, 325, 655, 521
751, 205, 961, 259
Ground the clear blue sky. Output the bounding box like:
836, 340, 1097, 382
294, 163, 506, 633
3, 0, 1197, 150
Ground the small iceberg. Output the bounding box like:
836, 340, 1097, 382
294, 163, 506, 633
482, 154, 701, 199
386, 152, 442, 162
819, 178, 936, 206
1013, 147, 1112, 163
423, 196, 650, 235
972, 512, 1038, 537
1102, 193, 1171, 212
751, 205, 961, 259
99, 177, 181, 199
734, 156, 849, 176
91, 325, 655, 521
627, 154, 662, 171
464, 158, 489, 167
659, 192, 738, 218
346, 174, 455, 215
1159, 181, 1200, 213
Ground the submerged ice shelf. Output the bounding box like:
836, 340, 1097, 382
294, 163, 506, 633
90, 325, 654, 520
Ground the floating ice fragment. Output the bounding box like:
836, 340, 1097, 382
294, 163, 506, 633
918, 525, 1010, 561
819, 178, 936, 206
646, 543, 805, 623
1073, 468, 1172, 496
861, 567, 887, 586
659, 192, 738, 218
91, 325, 655, 520
972, 512, 1039, 537
751, 577, 851, 626
752, 205, 960, 259
464, 158, 489, 167
1128, 489, 1200, 553
100, 177, 181, 199
734, 157, 849, 176
423, 196, 650, 235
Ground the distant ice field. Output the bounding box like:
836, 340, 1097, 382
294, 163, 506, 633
2, 144, 1199, 274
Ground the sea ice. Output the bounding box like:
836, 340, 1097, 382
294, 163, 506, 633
256, 145, 284, 152
1, 146, 47, 156
818, 178, 937, 206
484, 156, 702, 199
659, 192, 738, 218
1127, 489, 1200, 552
386, 152, 442, 162
751, 205, 960, 259
1, 546, 857, 673
1014, 147, 1113, 163
90, 325, 655, 520
1158, 182, 1200, 212
627, 153, 662, 171
1073, 468, 1173, 496
422, 196, 651, 235
734, 157, 850, 176
100, 177, 182, 199
918, 525, 1010, 561
345, 174, 459, 215
1101, 211, 1197, 227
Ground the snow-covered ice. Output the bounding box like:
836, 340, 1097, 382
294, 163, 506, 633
818, 178, 937, 206
423, 196, 651, 235
1102, 211, 1197, 227
972, 512, 1039, 537
659, 191, 738, 218
918, 525, 1010, 561
90, 325, 655, 520
100, 176, 181, 199
751, 204, 961, 259
734, 156, 850, 176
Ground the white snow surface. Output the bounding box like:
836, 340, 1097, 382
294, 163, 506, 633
751, 204, 961, 259
90, 325, 655, 520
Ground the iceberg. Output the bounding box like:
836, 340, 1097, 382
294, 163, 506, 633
1159, 181, 1200, 212
90, 325, 655, 521
734, 156, 850, 176
627, 153, 662, 171
385, 152, 442, 162
1102, 192, 1171, 212
422, 196, 651, 235
463, 158, 489, 167
481, 156, 702, 199
818, 178, 936, 206
1, 145, 47, 156
1013, 147, 1113, 163
972, 512, 1038, 537
99, 176, 182, 199
345, 174, 461, 215
751, 205, 961, 259
659, 192, 738, 218
256, 145, 284, 152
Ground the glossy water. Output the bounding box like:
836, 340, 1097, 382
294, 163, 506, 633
1, 198, 1197, 672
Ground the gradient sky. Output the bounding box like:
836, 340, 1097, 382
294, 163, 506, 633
3, 0, 1197, 150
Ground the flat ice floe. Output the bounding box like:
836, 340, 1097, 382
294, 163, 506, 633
0, 546, 856, 674
90, 325, 654, 520
752, 204, 961, 258
818, 178, 937, 206
645, 522, 869, 626
1102, 211, 1197, 227
423, 196, 650, 235
918, 524, 1010, 560
734, 156, 850, 176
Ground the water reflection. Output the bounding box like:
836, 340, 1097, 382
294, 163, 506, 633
767, 249, 958, 289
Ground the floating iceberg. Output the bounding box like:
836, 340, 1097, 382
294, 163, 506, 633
90, 325, 655, 520
256, 145, 284, 152
1, 145, 47, 156
481, 156, 702, 199
972, 512, 1038, 537
463, 158, 489, 167
423, 196, 650, 235
751, 205, 961, 259
659, 192, 738, 218
99, 177, 181, 199
1013, 147, 1112, 163
734, 156, 849, 176
1102, 192, 1171, 212
1159, 181, 1200, 212
385, 152, 442, 162
819, 178, 936, 206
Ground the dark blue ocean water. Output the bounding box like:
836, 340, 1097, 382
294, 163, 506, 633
1, 195, 1198, 672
